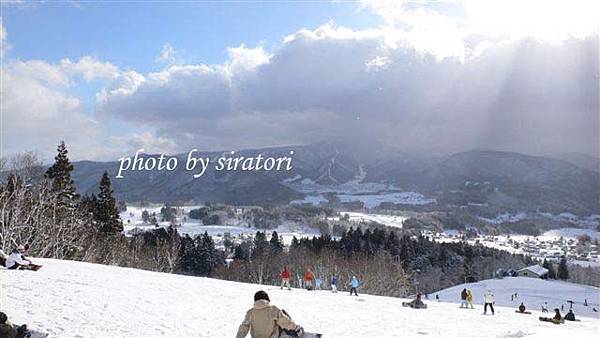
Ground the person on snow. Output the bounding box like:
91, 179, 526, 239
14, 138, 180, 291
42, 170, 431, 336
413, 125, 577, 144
331, 276, 338, 293
517, 302, 526, 313
435, 294, 440, 302
280, 266, 291, 290
5, 245, 32, 270
304, 269, 315, 291
315, 276, 322, 290
0, 312, 28, 338
236, 291, 303, 338
405, 293, 427, 309
483, 290, 495, 315
466, 289, 474, 309
460, 288, 468, 308
564, 309, 576, 321
349, 276, 359, 296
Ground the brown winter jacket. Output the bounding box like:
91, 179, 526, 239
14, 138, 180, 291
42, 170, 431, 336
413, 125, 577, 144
236, 300, 298, 338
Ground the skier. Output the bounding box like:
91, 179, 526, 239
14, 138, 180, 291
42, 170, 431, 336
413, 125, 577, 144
466, 289, 474, 309
460, 288, 468, 308
517, 302, 526, 313
5, 245, 39, 270
330, 276, 338, 293
483, 290, 495, 315
280, 266, 291, 290
349, 276, 359, 296
564, 309, 576, 321
436, 294, 440, 302
236, 291, 303, 338
304, 269, 315, 291
0, 312, 28, 338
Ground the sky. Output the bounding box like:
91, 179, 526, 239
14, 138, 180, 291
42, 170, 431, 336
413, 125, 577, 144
1, 0, 598, 162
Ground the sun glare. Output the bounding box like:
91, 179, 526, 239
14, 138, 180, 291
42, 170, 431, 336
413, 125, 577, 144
464, 0, 599, 42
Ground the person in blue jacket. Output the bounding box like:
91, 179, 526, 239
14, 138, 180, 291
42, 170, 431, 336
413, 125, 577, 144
349, 276, 359, 296
331, 276, 338, 293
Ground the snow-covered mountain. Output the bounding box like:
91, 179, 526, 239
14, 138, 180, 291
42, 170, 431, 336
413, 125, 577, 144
70, 143, 600, 215
2, 259, 599, 337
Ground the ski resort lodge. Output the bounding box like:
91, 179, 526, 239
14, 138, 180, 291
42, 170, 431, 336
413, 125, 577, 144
517, 265, 549, 279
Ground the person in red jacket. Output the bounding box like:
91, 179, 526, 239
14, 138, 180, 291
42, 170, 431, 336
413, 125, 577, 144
304, 268, 315, 290
280, 266, 292, 290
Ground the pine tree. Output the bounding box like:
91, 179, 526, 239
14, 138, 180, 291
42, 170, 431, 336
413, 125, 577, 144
542, 258, 556, 279
557, 256, 569, 280
95, 171, 123, 234
269, 231, 284, 255
45, 141, 79, 207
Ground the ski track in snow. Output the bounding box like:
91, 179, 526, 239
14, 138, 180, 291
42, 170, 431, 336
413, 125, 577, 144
1, 259, 599, 338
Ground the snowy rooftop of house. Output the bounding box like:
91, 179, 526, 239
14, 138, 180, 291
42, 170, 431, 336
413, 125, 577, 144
517, 264, 549, 275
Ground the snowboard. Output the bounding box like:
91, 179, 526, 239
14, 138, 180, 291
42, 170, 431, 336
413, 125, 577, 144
30, 264, 43, 271
515, 311, 531, 314
539, 317, 564, 324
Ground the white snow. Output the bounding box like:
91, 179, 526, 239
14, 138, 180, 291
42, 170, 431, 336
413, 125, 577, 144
335, 212, 407, 229
337, 192, 435, 208
436, 277, 600, 320
3, 259, 599, 337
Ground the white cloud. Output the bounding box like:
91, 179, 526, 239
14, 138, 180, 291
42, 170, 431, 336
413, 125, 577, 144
0, 17, 9, 58
97, 22, 598, 157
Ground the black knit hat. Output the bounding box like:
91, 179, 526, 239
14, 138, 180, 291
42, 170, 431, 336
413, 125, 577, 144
254, 290, 270, 302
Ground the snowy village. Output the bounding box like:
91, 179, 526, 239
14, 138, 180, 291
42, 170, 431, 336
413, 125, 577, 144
1, 1, 600, 337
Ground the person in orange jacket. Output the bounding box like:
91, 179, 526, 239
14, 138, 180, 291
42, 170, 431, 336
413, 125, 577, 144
280, 266, 292, 290
304, 269, 315, 290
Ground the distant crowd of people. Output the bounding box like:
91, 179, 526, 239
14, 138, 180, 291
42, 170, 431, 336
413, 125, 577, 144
279, 266, 360, 296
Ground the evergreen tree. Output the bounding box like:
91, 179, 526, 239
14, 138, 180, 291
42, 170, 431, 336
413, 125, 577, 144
45, 141, 79, 206
542, 258, 556, 279
269, 231, 284, 255
95, 171, 123, 234
557, 256, 569, 280
253, 231, 269, 257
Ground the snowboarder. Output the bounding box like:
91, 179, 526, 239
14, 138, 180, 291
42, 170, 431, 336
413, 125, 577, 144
331, 276, 338, 293
280, 266, 292, 290
236, 291, 303, 338
584, 299, 588, 306
0, 311, 28, 338
517, 302, 527, 313
403, 293, 428, 309
435, 294, 440, 302
466, 289, 474, 309
5, 245, 40, 270
541, 302, 548, 313
460, 288, 468, 308
304, 269, 315, 291
483, 290, 495, 315
539, 308, 563, 324
564, 309, 576, 321
511, 294, 514, 302
349, 276, 359, 296
561, 304, 564, 311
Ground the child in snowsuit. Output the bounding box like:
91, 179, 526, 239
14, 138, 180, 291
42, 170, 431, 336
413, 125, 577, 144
236, 291, 302, 338
483, 290, 495, 315
331, 276, 338, 293
466, 289, 474, 309
280, 266, 291, 290
349, 276, 359, 296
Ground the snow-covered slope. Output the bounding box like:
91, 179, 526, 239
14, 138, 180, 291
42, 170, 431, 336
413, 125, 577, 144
2, 259, 599, 338
436, 277, 600, 319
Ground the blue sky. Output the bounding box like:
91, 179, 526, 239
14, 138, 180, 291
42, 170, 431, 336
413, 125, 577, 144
3, 1, 379, 71
1, 1, 598, 161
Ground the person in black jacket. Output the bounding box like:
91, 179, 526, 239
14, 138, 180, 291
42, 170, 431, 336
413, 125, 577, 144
564, 309, 576, 321
460, 288, 468, 308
